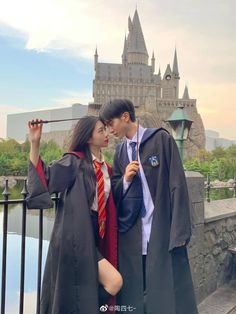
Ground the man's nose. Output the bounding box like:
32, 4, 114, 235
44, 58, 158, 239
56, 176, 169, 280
108, 125, 114, 134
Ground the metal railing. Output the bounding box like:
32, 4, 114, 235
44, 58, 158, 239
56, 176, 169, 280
0, 179, 58, 314
205, 174, 236, 202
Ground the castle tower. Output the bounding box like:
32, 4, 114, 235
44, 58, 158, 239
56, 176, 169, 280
161, 49, 180, 99
151, 51, 155, 73
94, 47, 98, 70
182, 85, 190, 99
172, 48, 180, 98
126, 9, 149, 65
122, 35, 128, 66
89, 9, 206, 157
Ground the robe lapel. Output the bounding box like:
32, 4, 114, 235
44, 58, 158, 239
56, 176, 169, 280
118, 140, 130, 171
138, 128, 163, 204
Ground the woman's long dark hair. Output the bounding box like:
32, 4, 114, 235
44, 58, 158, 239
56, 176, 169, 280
68, 115, 103, 209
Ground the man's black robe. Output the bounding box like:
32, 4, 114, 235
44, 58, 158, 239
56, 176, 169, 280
112, 128, 198, 314
26, 153, 117, 314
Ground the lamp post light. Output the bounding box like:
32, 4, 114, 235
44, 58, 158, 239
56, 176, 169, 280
165, 104, 193, 161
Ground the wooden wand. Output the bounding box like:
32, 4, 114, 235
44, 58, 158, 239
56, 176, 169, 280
30, 118, 81, 125
136, 119, 139, 162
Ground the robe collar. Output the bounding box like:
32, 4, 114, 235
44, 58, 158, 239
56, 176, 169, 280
118, 127, 168, 169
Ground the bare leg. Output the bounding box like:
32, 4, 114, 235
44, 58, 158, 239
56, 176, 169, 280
98, 258, 123, 296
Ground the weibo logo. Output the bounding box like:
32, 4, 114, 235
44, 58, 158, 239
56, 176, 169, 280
100, 304, 108, 312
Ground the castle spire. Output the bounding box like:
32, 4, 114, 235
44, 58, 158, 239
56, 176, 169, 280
151, 50, 155, 73
122, 35, 127, 65
126, 9, 149, 64
94, 46, 98, 70
172, 48, 179, 78
182, 85, 190, 99
164, 64, 172, 78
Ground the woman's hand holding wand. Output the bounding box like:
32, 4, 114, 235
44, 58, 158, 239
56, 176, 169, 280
28, 118, 43, 167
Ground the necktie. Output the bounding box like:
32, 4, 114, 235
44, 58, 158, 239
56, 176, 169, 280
129, 141, 146, 217
93, 160, 106, 238
130, 141, 137, 161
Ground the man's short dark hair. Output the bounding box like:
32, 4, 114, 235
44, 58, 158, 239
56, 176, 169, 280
99, 99, 136, 123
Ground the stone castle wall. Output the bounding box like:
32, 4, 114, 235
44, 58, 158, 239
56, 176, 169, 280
186, 172, 236, 304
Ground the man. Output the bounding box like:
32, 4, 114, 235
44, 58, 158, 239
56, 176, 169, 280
99, 99, 198, 314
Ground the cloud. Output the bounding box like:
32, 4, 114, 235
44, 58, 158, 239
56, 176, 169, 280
0, 0, 234, 84
0, 0, 236, 69
52, 89, 92, 106
0, 0, 235, 140
0, 0, 129, 57
0, 89, 91, 138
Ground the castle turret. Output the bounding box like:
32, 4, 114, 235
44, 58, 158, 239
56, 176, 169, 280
151, 51, 155, 73
126, 9, 149, 65
182, 85, 190, 99
94, 47, 98, 70
172, 48, 180, 79
122, 35, 128, 66
171, 48, 180, 98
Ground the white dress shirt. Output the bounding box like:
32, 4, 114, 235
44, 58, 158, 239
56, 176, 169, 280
91, 153, 111, 211
123, 125, 155, 255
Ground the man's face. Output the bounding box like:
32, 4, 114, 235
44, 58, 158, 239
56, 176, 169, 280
107, 115, 128, 139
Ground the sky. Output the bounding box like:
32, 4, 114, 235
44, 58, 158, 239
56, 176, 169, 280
0, 0, 235, 140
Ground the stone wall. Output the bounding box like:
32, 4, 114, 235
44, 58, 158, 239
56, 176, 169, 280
186, 171, 236, 304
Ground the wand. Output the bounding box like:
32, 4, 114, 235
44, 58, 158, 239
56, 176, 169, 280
136, 119, 139, 162
30, 118, 81, 125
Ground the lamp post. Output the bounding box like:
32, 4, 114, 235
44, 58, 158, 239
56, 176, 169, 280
165, 104, 193, 161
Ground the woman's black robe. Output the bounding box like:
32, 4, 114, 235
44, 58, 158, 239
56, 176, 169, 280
26, 152, 117, 314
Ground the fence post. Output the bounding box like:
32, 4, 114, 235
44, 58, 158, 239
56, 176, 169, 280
233, 173, 236, 198
206, 173, 211, 203
19, 179, 28, 314
36, 208, 43, 314
1, 179, 10, 314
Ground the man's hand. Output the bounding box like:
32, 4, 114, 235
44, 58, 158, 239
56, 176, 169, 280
124, 161, 139, 182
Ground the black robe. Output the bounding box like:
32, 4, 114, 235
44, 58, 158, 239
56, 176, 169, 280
112, 128, 198, 314
26, 153, 117, 314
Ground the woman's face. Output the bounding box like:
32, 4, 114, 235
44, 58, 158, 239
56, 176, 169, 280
88, 120, 109, 148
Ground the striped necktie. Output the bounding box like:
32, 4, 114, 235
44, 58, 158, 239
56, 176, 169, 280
93, 160, 106, 238
129, 141, 146, 217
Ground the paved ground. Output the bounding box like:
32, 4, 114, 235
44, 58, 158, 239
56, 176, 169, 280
198, 280, 236, 314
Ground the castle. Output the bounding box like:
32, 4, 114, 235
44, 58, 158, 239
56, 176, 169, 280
88, 9, 205, 158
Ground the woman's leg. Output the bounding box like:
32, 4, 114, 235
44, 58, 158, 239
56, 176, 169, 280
98, 257, 123, 306
98, 258, 123, 296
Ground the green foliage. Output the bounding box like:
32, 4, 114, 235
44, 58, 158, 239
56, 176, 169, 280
184, 145, 236, 181
103, 149, 114, 165
1, 138, 236, 184
0, 139, 62, 176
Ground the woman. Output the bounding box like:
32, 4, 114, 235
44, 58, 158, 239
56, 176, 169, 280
27, 116, 122, 314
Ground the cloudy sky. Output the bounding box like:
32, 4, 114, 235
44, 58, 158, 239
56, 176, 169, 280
0, 0, 235, 139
